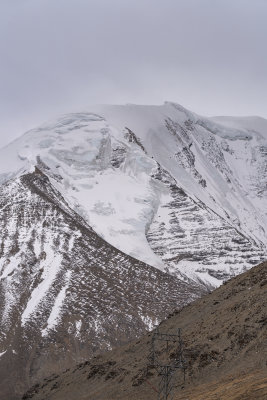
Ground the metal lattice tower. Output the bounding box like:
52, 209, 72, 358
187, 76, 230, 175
147, 327, 186, 400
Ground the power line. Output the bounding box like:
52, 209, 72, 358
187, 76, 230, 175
147, 327, 186, 400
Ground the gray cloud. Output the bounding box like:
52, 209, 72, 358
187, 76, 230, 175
0, 0, 266, 146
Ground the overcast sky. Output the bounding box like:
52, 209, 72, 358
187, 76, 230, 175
0, 0, 266, 147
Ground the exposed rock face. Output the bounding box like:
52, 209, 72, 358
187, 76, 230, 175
0, 170, 201, 399
147, 168, 265, 287
22, 261, 267, 400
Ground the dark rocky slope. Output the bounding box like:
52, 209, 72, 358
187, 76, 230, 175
23, 261, 267, 400
0, 170, 202, 400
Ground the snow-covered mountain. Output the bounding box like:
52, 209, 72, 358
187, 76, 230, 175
0, 102, 266, 398
1, 102, 266, 286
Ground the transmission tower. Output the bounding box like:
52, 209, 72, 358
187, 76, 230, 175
147, 327, 186, 400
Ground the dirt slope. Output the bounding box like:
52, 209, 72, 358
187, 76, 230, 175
23, 261, 267, 400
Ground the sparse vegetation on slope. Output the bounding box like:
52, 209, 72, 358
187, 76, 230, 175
23, 261, 267, 400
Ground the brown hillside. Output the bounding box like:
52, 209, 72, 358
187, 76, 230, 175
23, 261, 267, 400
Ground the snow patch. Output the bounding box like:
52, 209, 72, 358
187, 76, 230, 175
139, 314, 159, 331
41, 270, 72, 336
22, 253, 63, 326
0, 350, 6, 358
